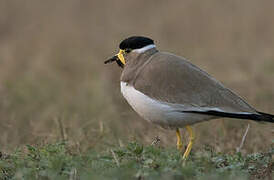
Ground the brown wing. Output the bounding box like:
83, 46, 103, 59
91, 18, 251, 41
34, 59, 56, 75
132, 52, 257, 114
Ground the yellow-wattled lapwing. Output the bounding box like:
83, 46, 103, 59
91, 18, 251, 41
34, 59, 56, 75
105, 36, 274, 159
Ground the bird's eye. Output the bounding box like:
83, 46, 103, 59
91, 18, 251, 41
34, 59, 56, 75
125, 49, 131, 53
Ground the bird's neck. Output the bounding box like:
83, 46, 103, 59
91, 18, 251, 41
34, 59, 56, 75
121, 48, 158, 84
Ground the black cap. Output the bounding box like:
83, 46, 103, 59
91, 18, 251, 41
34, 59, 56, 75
119, 36, 154, 50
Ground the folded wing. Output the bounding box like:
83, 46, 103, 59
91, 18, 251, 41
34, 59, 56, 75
133, 52, 258, 115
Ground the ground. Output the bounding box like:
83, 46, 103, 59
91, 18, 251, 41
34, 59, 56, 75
0, 141, 273, 179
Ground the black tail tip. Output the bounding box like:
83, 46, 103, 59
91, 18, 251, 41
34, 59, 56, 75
257, 111, 274, 123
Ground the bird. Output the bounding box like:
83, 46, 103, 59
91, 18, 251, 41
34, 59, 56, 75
104, 36, 274, 159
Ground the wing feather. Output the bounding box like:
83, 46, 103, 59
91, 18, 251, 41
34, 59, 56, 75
132, 52, 257, 114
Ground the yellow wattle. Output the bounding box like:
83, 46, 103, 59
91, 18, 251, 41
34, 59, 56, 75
117, 49, 126, 65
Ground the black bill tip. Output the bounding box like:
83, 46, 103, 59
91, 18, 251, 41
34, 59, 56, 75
104, 55, 124, 68
104, 55, 118, 64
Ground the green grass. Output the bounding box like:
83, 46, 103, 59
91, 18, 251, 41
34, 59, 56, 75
0, 141, 272, 180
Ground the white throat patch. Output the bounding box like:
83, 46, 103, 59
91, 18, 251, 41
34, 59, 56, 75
132, 44, 156, 53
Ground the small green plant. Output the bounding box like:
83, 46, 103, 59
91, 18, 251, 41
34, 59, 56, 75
0, 141, 273, 179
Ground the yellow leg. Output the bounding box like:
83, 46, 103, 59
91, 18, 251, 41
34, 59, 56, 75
182, 126, 195, 160
176, 128, 183, 151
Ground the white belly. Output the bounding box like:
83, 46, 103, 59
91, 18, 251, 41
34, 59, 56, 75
120, 82, 214, 128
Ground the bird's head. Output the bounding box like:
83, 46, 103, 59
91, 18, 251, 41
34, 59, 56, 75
104, 36, 155, 68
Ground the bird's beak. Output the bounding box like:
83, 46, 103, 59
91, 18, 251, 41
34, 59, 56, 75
104, 55, 118, 64
104, 49, 126, 68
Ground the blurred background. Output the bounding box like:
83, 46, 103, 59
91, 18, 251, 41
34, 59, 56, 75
0, 0, 273, 153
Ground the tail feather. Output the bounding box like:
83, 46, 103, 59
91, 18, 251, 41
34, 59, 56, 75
181, 110, 274, 123
257, 111, 274, 123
